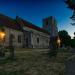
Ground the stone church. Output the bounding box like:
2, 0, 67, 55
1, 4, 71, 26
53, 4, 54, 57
0, 14, 58, 48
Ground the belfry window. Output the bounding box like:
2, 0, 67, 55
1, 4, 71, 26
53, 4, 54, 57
46, 21, 48, 26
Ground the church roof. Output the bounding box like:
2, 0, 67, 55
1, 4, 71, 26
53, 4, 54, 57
0, 14, 21, 30
16, 16, 50, 34
0, 14, 50, 34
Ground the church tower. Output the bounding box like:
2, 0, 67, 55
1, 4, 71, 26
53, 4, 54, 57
43, 16, 58, 37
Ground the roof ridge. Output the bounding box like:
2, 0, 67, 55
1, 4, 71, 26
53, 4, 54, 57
16, 16, 43, 29
16, 16, 50, 34
0, 13, 15, 21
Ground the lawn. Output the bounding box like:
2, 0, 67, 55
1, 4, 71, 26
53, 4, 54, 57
0, 48, 73, 75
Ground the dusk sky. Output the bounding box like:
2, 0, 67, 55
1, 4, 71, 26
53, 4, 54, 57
0, 0, 74, 38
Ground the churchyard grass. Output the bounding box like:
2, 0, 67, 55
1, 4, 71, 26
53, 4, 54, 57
0, 48, 73, 75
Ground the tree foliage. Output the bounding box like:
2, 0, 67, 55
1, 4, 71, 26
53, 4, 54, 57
58, 30, 71, 47
70, 39, 75, 47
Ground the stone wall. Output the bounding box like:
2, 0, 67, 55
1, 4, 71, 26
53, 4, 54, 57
0, 26, 50, 48
31, 32, 50, 48
23, 26, 50, 48
3, 27, 23, 48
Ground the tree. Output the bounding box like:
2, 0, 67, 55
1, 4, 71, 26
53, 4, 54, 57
58, 30, 71, 47
70, 39, 75, 47
70, 32, 75, 47
64, 0, 75, 48
65, 0, 75, 26
74, 32, 75, 39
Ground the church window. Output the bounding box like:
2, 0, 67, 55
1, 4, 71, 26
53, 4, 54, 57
26, 38, 28, 47
18, 35, 21, 43
37, 38, 39, 43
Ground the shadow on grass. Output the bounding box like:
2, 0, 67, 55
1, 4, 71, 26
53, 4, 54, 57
0, 57, 18, 65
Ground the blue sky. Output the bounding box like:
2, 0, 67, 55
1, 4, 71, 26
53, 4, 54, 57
0, 0, 74, 38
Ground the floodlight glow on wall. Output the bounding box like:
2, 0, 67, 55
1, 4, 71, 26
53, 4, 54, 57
0, 32, 6, 42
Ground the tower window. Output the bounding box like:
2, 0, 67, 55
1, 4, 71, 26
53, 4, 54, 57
46, 21, 48, 26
